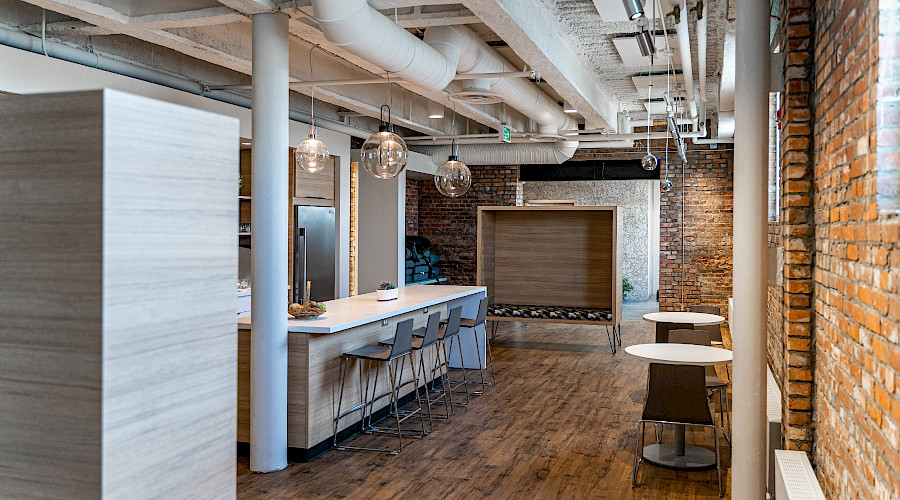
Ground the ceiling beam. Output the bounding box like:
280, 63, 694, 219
463, 0, 621, 130
217, 0, 277, 15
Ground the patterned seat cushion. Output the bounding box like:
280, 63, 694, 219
488, 304, 613, 322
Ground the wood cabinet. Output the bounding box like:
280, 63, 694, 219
294, 155, 335, 206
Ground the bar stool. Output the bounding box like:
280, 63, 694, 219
424, 305, 470, 407
457, 297, 495, 394
689, 305, 725, 345
380, 311, 450, 427
655, 321, 692, 343
668, 328, 732, 445
332, 318, 426, 454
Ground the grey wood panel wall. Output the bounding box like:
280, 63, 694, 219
0, 89, 239, 499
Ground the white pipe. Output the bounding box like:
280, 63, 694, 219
310, 0, 575, 133
577, 141, 635, 148
311, 0, 456, 90
697, 0, 708, 109
250, 12, 289, 474
732, 0, 769, 493
675, 0, 699, 124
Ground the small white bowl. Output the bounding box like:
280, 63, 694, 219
376, 288, 399, 301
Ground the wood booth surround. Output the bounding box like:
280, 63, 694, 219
477, 206, 623, 326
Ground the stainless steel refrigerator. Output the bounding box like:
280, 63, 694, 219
293, 205, 336, 304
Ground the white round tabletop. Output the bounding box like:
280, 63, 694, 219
624, 343, 733, 366
642, 311, 725, 326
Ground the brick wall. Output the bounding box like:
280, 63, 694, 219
405, 177, 419, 236
767, 0, 818, 453
417, 165, 521, 285
569, 140, 733, 316
812, 0, 900, 494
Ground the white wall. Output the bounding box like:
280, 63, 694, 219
354, 151, 406, 294
0, 44, 353, 297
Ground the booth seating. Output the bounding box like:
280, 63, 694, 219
476, 206, 624, 352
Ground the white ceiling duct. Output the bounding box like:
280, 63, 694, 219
310, 0, 577, 156
411, 142, 577, 166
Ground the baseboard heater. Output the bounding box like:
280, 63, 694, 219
767, 365, 783, 497
774, 450, 826, 499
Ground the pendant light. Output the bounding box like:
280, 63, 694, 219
296, 45, 329, 173
434, 139, 471, 198
362, 104, 408, 179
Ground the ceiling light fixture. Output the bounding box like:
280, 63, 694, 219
622, 0, 644, 20
635, 29, 655, 57
362, 104, 408, 179
427, 100, 445, 119
563, 100, 577, 114
296, 45, 330, 173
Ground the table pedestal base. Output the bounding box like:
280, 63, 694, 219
642, 443, 717, 470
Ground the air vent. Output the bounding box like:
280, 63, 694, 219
520, 159, 660, 181
447, 78, 504, 104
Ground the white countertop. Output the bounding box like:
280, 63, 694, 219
624, 343, 733, 366
237, 284, 485, 334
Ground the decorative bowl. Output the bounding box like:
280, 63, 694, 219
289, 306, 325, 319
376, 288, 399, 301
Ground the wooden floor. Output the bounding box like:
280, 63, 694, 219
237, 320, 732, 499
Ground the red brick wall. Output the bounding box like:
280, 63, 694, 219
571, 139, 734, 316
405, 177, 419, 236
768, 0, 818, 453
417, 165, 521, 285
812, 0, 900, 494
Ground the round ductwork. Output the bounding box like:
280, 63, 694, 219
447, 78, 504, 104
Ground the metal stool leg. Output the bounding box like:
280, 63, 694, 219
408, 350, 429, 435
472, 325, 488, 395
632, 421, 644, 487
485, 334, 496, 386
387, 360, 403, 453
451, 334, 471, 405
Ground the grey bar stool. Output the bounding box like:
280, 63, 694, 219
668, 328, 732, 445
380, 311, 450, 427
332, 318, 426, 454
423, 305, 470, 407
457, 297, 495, 394
632, 363, 724, 497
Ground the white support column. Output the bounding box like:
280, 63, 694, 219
732, 0, 770, 494
250, 11, 289, 473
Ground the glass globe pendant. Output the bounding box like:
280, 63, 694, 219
362, 105, 408, 179
296, 46, 329, 173
296, 118, 329, 173
641, 152, 659, 171
434, 149, 471, 198
661, 178, 673, 192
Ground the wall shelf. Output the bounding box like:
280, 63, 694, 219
238, 195, 251, 201
238, 232, 251, 236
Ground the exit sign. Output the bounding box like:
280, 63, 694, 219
500, 124, 511, 143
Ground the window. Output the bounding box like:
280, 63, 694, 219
877, 0, 900, 212
768, 92, 782, 221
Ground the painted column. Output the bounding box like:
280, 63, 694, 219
250, 11, 289, 473
732, 0, 770, 494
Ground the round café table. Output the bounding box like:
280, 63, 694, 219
625, 343, 733, 470
642, 311, 725, 326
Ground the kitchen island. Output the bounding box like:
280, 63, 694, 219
237, 284, 486, 460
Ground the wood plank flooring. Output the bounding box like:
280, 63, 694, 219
237, 320, 731, 499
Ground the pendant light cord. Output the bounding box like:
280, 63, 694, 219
308, 44, 320, 131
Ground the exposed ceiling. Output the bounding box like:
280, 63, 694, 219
0, 0, 733, 140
